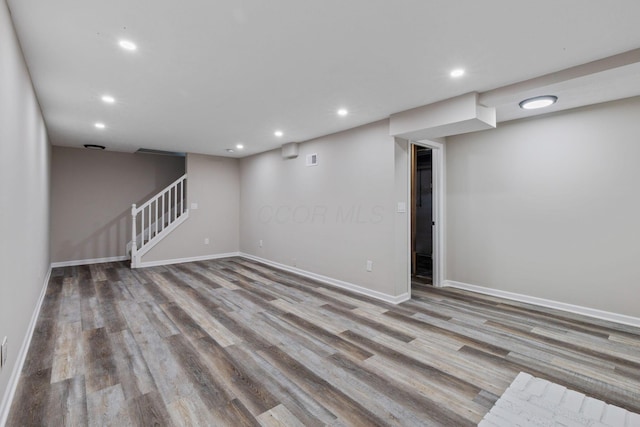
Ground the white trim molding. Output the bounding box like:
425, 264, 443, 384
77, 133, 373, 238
0, 266, 51, 426
240, 253, 410, 305
137, 252, 241, 268
443, 280, 640, 328
51, 255, 129, 268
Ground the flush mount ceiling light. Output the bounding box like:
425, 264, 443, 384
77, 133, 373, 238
101, 95, 115, 104
236, 144, 244, 150
337, 108, 348, 117
519, 95, 558, 110
94, 122, 106, 129
118, 40, 137, 51
226, 148, 235, 153
84, 144, 105, 150
450, 68, 465, 78
274, 130, 283, 137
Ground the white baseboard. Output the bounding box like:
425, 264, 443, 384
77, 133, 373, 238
51, 255, 129, 268
443, 280, 640, 328
137, 252, 241, 268
239, 253, 410, 305
0, 266, 51, 427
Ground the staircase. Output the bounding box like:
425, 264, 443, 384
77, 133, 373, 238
130, 174, 188, 268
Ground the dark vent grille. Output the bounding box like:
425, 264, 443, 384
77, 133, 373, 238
136, 148, 186, 157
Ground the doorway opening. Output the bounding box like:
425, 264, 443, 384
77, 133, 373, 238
408, 139, 444, 294
412, 145, 433, 287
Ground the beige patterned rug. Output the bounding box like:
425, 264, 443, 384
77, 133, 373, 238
479, 372, 640, 427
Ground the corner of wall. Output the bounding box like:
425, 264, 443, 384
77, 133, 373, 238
141, 153, 240, 264
0, 0, 53, 418
0, 267, 51, 426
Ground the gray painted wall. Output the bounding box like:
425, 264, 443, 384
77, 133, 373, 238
142, 153, 240, 262
50, 146, 184, 263
240, 120, 404, 296
446, 96, 640, 317
0, 0, 51, 413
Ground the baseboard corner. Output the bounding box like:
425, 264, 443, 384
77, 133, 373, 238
0, 265, 51, 426
137, 251, 241, 268
51, 255, 129, 268
239, 252, 408, 305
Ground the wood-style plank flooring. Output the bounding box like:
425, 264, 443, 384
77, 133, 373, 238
7, 257, 640, 426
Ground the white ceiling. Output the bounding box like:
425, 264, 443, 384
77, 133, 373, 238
7, 0, 640, 157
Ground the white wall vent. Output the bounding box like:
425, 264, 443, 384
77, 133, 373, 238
306, 153, 318, 166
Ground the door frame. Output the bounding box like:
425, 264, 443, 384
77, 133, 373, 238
408, 139, 445, 288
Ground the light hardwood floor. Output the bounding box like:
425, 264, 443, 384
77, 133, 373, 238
7, 258, 640, 426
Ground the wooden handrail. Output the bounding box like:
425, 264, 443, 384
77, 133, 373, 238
133, 174, 187, 214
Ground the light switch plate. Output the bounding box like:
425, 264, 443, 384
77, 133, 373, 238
191, 203, 198, 210
397, 202, 406, 213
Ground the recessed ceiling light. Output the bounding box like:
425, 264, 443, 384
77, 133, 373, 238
519, 95, 558, 110
274, 130, 283, 137
450, 68, 465, 78
101, 95, 115, 104
337, 108, 348, 117
118, 40, 137, 51
236, 144, 244, 150
94, 122, 106, 129
226, 148, 235, 153
83, 144, 105, 150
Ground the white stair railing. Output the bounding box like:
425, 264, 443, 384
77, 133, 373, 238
130, 174, 188, 268
126, 202, 184, 255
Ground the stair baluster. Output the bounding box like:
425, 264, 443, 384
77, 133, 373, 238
129, 174, 188, 268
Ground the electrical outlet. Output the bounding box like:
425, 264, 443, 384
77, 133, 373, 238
366, 260, 373, 272
259, 240, 263, 248
1, 336, 7, 368
204, 237, 210, 245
